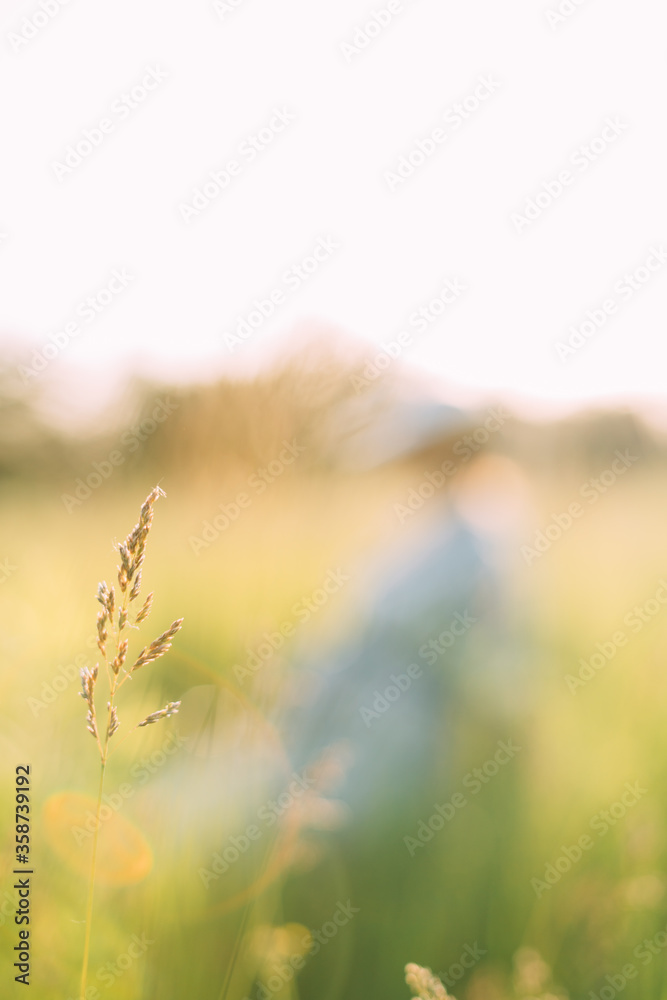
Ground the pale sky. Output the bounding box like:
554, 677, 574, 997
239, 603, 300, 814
1, 0, 666, 425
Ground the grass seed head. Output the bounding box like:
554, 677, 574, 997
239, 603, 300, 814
129, 569, 142, 602
80, 666, 99, 741
137, 701, 181, 727
112, 639, 129, 676
405, 964, 452, 1000
132, 618, 184, 672
80, 486, 182, 756
116, 485, 166, 594
135, 592, 153, 625
107, 704, 119, 739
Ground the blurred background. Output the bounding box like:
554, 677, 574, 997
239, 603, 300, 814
2, 0, 667, 997
1, 348, 667, 1000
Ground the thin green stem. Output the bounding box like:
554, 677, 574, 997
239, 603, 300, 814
79, 755, 106, 999
80, 584, 129, 998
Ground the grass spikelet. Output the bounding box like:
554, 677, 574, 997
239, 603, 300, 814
134, 591, 153, 625
405, 963, 453, 1000
137, 700, 182, 727
131, 618, 184, 672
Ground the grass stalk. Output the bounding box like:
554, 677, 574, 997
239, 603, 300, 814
76, 487, 184, 998
79, 757, 106, 999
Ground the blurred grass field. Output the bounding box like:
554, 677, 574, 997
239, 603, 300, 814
2, 367, 667, 1000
